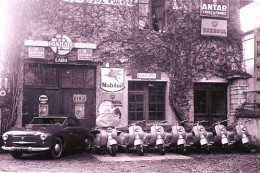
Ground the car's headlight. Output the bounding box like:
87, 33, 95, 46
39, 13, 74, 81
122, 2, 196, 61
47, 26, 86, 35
2, 133, 8, 140
36, 132, 47, 141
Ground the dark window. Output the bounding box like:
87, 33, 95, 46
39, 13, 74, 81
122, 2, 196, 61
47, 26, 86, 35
24, 64, 58, 87
194, 83, 227, 125
128, 81, 166, 122
24, 64, 95, 89
137, 0, 165, 32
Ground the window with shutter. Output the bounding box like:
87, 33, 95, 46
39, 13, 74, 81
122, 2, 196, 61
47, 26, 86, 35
137, 0, 165, 32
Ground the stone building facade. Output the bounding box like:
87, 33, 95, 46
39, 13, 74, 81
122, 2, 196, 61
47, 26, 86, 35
10, 0, 248, 131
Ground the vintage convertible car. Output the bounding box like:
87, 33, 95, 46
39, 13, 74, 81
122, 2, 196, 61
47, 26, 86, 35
1, 116, 91, 159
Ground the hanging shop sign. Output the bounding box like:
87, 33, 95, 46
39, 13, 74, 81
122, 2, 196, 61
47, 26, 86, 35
200, 0, 229, 18
78, 49, 93, 61
132, 72, 161, 80
25, 35, 96, 55
101, 68, 124, 92
28, 47, 44, 59
63, 0, 135, 6
201, 18, 227, 37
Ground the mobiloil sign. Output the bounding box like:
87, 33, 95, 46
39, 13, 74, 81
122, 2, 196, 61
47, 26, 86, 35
100, 68, 124, 92
200, 0, 229, 19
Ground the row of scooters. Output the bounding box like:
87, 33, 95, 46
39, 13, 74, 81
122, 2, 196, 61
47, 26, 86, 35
90, 119, 252, 156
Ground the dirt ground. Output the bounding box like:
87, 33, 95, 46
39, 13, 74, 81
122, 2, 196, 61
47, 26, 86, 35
0, 149, 259, 173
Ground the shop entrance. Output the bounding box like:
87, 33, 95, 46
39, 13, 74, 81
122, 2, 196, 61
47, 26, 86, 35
194, 83, 227, 126
23, 64, 96, 130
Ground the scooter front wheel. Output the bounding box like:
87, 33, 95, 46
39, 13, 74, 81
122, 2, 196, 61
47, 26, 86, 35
109, 144, 117, 156
136, 145, 144, 156
202, 144, 210, 154
178, 144, 187, 155
243, 143, 251, 153
158, 144, 165, 155
223, 144, 231, 154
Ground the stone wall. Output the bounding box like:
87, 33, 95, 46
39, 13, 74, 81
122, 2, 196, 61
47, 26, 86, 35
229, 78, 249, 121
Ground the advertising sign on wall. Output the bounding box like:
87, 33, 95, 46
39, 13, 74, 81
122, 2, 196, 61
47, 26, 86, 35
75, 104, 85, 119
25, 35, 96, 56
200, 0, 229, 18
132, 72, 161, 80
39, 104, 49, 117
201, 18, 227, 37
63, 0, 135, 6
101, 68, 124, 92
28, 47, 44, 59
78, 49, 93, 60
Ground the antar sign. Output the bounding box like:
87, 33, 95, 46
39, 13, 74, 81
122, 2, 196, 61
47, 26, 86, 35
200, 0, 229, 18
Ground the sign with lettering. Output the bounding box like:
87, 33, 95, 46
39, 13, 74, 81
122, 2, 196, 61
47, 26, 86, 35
63, 0, 135, 6
78, 49, 93, 60
200, 0, 229, 18
132, 72, 161, 80
49, 35, 73, 55
73, 94, 87, 103
101, 68, 124, 92
25, 35, 96, 55
55, 57, 68, 63
201, 18, 227, 37
28, 47, 44, 59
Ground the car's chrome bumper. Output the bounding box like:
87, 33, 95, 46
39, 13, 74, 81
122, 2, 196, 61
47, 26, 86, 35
2, 146, 49, 152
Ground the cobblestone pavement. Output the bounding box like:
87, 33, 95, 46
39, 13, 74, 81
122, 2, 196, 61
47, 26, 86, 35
0, 150, 259, 173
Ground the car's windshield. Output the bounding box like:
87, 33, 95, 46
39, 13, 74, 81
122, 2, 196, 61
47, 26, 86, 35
30, 117, 66, 126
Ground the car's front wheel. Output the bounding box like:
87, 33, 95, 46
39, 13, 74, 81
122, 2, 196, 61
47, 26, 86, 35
49, 137, 63, 159
82, 138, 91, 151
11, 151, 23, 159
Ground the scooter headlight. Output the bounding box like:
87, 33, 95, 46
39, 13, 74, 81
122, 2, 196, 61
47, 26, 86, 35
157, 128, 161, 132
2, 133, 8, 141
199, 128, 204, 132
107, 128, 112, 133
242, 127, 246, 131
135, 129, 139, 132
221, 127, 225, 131
178, 128, 182, 133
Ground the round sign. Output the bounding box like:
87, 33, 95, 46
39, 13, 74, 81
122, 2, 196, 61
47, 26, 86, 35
39, 95, 48, 104
49, 35, 73, 55
0, 90, 6, 97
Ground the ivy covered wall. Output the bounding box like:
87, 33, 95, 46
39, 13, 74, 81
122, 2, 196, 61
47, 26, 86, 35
2, 0, 249, 130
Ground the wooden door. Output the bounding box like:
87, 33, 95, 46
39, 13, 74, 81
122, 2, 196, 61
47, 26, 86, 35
23, 64, 96, 130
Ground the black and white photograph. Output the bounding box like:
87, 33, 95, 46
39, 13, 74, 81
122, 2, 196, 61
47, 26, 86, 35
0, 0, 259, 172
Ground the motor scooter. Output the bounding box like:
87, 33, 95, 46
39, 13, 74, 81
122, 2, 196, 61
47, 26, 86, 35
227, 119, 251, 152
186, 120, 211, 153
164, 120, 188, 154
91, 126, 119, 156
207, 119, 231, 153
143, 121, 166, 155
117, 120, 145, 156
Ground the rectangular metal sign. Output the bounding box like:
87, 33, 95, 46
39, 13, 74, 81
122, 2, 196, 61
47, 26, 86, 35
201, 18, 227, 37
200, 0, 229, 18
28, 47, 44, 59
78, 49, 93, 60
132, 72, 161, 80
